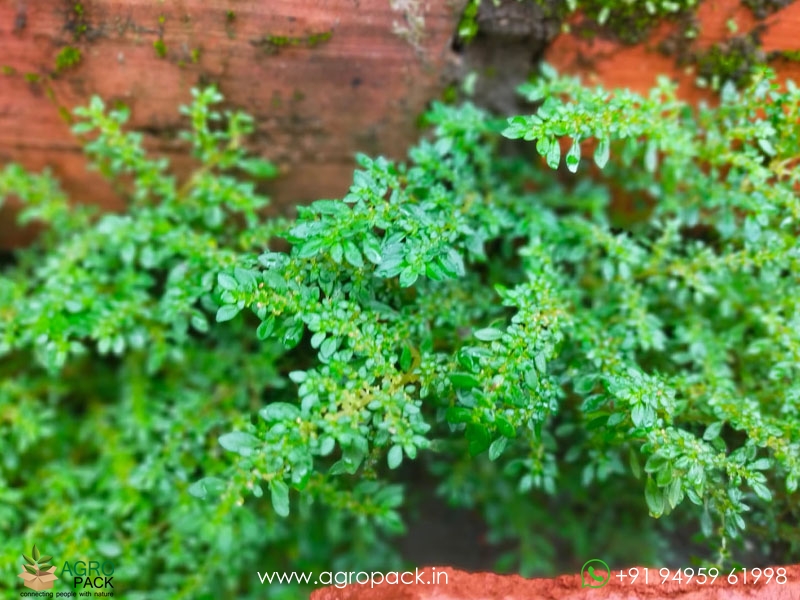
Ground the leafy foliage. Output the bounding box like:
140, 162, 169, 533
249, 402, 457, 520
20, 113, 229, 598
1, 65, 799, 597
21, 544, 53, 575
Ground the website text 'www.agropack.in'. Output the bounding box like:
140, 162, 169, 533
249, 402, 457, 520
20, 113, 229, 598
257, 567, 449, 589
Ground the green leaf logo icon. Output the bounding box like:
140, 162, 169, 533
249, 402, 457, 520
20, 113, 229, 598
22, 544, 55, 576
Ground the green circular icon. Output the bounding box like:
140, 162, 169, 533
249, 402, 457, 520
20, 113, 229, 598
580, 559, 611, 589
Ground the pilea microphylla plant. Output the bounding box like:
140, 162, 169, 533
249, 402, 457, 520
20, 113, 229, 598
1, 65, 799, 598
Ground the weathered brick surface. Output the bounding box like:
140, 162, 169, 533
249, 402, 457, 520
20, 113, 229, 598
544, 0, 800, 100
0, 0, 462, 245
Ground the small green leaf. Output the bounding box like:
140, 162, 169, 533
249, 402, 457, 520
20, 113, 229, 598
446, 406, 472, 424
594, 135, 610, 169
233, 267, 258, 289
456, 348, 477, 372
536, 136, 550, 156
362, 235, 382, 264
438, 249, 465, 278
426, 260, 447, 281
752, 482, 772, 501
269, 479, 290, 517
330, 242, 344, 264
24, 565, 38, 575
666, 477, 683, 508
744, 217, 761, 243
488, 437, 507, 461
400, 345, 412, 372
387, 445, 403, 469
534, 353, 547, 373
750, 458, 771, 471
645, 477, 665, 517
546, 137, 561, 169
288, 371, 307, 383
191, 314, 209, 333
644, 140, 658, 173
281, 319, 304, 349
757, 138, 776, 156
644, 453, 667, 473
215, 304, 241, 323
631, 404, 647, 427
495, 416, 516, 438
343, 240, 364, 268
188, 477, 226, 499
32, 546, 39, 561
629, 448, 642, 479
703, 421, 723, 441
310, 332, 326, 349
449, 372, 480, 389
319, 436, 336, 456
262, 271, 287, 292
474, 327, 503, 342
399, 266, 419, 287
310, 199, 349, 216
524, 368, 539, 390
297, 238, 325, 259
466, 423, 490, 456
319, 336, 339, 360
256, 316, 276, 340
581, 394, 608, 413
259, 402, 300, 422
217, 272, 238, 291
566, 138, 581, 173
218, 432, 261, 456
240, 157, 278, 179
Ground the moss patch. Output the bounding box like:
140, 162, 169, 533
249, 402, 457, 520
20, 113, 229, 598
252, 31, 333, 55
456, 0, 696, 46
774, 49, 800, 62
69, 2, 89, 39
741, 0, 794, 19
694, 33, 766, 89
154, 39, 168, 59
575, 0, 699, 44
55, 46, 83, 73
225, 10, 237, 39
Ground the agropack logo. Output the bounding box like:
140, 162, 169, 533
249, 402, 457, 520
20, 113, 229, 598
61, 559, 115, 593
19, 544, 58, 591
17, 543, 116, 597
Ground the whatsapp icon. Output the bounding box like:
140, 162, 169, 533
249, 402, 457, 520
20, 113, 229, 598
580, 559, 611, 589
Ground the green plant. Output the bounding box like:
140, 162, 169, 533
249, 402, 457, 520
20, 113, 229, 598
21, 545, 53, 576
154, 38, 167, 58
1, 65, 798, 598
54, 46, 82, 73
501, 64, 800, 561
